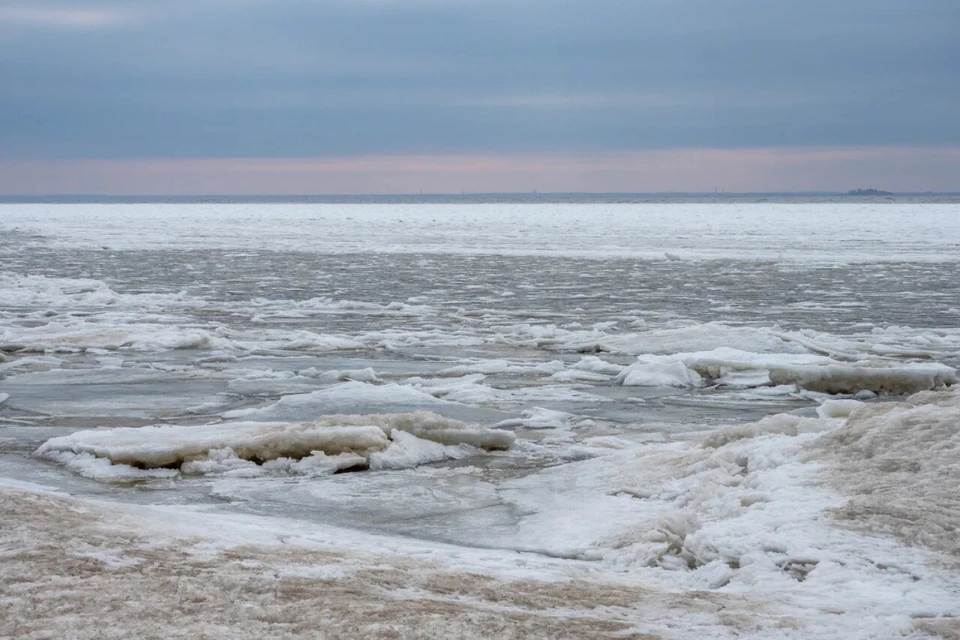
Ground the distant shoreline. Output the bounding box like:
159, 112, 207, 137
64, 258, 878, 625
2, 193, 959, 205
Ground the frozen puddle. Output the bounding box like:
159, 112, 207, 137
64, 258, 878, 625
37, 411, 515, 481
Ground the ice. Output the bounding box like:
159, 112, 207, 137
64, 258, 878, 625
570, 355, 625, 375
37, 411, 514, 479
38, 422, 389, 469
815, 398, 864, 419
616, 349, 826, 388
0, 483, 772, 639
616, 357, 704, 387
597, 322, 805, 355
488, 394, 960, 632
616, 348, 957, 395
548, 369, 611, 382
1, 320, 213, 353
494, 407, 576, 430
4, 202, 960, 638
181, 449, 369, 477
223, 381, 511, 423
0, 273, 202, 311
769, 361, 957, 394
5, 202, 959, 262
403, 373, 488, 397
700, 412, 842, 448
813, 388, 960, 556
439, 359, 565, 376
369, 429, 477, 470
41, 450, 181, 482
300, 367, 381, 383
276, 333, 366, 352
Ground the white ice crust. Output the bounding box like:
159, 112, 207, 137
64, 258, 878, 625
478, 389, 960, 636
37, 411, 514, 479
616, 347, 956, 394
3, 202, 960, 262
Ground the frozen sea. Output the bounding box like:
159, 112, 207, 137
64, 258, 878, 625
1, 202, 959, 639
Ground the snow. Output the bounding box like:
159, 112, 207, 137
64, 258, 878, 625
36, 411, 514, 478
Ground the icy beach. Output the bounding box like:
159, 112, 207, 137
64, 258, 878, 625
2, 202, 959, 639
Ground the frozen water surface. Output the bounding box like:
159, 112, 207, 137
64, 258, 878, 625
2, 202, 959, 639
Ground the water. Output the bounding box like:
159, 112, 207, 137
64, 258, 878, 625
2, 202, 959, 638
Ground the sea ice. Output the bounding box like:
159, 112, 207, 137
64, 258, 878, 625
494, 407, 576, 430
36, 411, 514, 479
615, 348, 957, 395
223, 381, 510, 423
1, 320, 213, 353
769, 361, 957, 394
368, 429, 477, 470
616, 357, 704, 387
813, 388, 960, 556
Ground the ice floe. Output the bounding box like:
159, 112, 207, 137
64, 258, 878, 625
222, 381, 510, 423
768, 361, 957, 394
616, 347, 956, 394
1, 321, 213, 353
37, 411, 514, 480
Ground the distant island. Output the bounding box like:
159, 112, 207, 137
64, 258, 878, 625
845, 188, 894, 196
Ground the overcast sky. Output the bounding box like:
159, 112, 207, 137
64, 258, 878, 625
1, 0, 958, 194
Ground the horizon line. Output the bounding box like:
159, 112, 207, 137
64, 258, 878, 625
3, 190, 960, 201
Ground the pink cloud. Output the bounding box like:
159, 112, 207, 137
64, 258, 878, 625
1, 147, 958, 195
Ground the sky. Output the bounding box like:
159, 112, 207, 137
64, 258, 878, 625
1, 0, 958, 194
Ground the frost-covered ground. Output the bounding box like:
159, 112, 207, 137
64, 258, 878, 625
1, 203, 959, 638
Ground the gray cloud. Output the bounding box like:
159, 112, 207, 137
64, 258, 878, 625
1, 0, 958, 160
